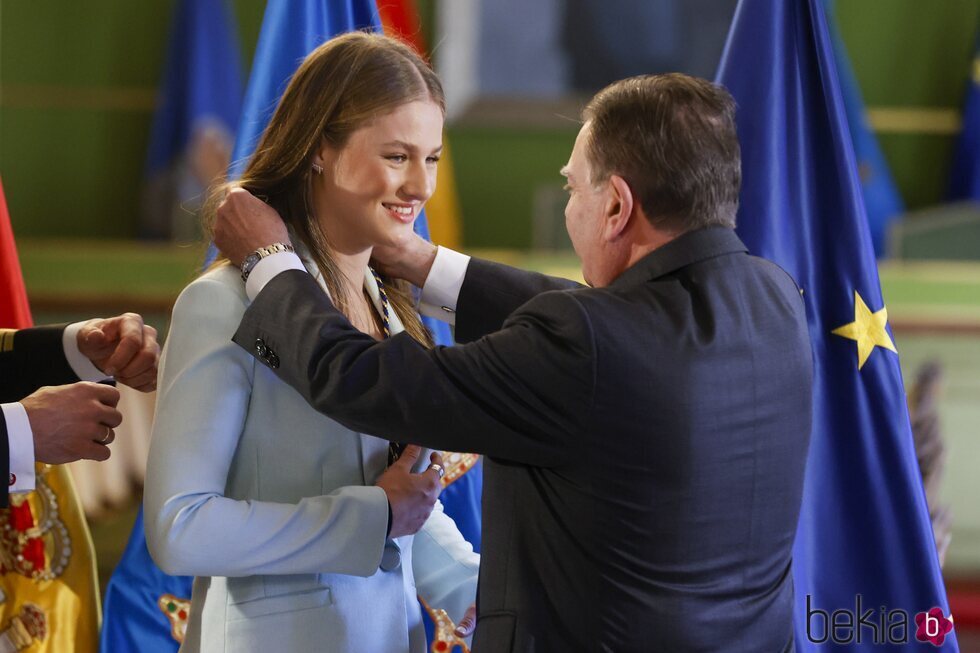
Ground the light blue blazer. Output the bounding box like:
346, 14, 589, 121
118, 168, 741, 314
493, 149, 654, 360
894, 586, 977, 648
144, 264, 478, 653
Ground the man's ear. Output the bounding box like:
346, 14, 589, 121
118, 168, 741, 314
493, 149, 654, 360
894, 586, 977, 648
603, 174, 634, 242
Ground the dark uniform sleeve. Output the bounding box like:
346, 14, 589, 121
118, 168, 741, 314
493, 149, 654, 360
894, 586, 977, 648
0, 325, 78, 402
0, 324, 79, 508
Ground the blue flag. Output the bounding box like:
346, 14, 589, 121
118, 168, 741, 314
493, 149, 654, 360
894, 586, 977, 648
949, 34, 980, 201
100, 510, 193, 653
139, 0, 243, 240
717, 1, 956, 650
824, 0, 904, 256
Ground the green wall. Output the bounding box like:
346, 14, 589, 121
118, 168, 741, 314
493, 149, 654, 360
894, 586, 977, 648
0, 0, 266, 238
836, 0, 980, 209
0, 0, 977, 245
448, 128, 576, 248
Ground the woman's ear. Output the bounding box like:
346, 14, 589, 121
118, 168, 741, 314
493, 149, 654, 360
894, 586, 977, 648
603, 174, 634, 242
313, 138, 339, 171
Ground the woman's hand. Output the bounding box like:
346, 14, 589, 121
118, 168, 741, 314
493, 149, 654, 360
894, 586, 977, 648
375, 446, 444, 538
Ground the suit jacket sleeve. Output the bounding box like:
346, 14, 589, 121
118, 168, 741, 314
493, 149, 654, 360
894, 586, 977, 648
454, 257, 582, 343
144, 274, 390, 578
233, 270, 596, 467
0, 325, 78, 402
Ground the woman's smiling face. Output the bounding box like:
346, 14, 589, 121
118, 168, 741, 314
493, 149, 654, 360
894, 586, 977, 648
312, 99, 444, 254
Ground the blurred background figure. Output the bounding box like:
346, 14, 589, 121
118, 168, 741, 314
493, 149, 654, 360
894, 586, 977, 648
909, 360, 954, 567
139, 0, 243, 242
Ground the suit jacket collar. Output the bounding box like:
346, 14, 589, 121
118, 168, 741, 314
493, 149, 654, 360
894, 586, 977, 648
610, 226, 748, 288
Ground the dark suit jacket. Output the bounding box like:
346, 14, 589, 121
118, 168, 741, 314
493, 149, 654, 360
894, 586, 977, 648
0, 324, 79, 507
234, 227, 813, 652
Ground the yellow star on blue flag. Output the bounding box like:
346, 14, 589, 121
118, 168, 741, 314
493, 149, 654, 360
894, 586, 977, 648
831, 290, 896, 369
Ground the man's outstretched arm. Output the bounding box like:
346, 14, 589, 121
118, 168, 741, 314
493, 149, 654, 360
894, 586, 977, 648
213, 188, 583, 343
232, 269, 595, 467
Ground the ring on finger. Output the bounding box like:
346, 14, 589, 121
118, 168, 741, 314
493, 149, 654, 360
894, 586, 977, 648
98, 427, 111, 444
428, 463, 445, 479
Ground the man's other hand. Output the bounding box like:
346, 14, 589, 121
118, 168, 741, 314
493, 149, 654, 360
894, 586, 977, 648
21, 382, 122, 464
77, 313, 159, 392
375, 445, 443, 539
214, 188, 290, 267
370, 234, 438, 288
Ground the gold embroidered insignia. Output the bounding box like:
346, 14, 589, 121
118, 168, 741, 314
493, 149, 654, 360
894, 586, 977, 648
440, 452, 479, 488
0, 330, 14, 354
158, 593, 191, 644
420, 597, 470, 653
0, 466, 71, 580
0, 603, 47, 649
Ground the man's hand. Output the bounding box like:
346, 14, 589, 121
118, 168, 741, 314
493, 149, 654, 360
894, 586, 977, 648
370, 233, 438, 287
375, 445, 443, 539
214, 188, 290, 266
77, 313, 159, 392
20, 382, 122, 464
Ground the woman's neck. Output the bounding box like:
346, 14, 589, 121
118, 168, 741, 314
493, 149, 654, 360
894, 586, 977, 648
331, 247, 372, 300
314, 211, 372, 298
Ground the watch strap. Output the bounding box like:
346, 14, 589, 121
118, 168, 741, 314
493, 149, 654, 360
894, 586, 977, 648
240, 242, 295, 282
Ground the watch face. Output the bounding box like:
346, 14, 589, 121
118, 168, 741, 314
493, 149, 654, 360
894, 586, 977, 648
241, 253, 261, 280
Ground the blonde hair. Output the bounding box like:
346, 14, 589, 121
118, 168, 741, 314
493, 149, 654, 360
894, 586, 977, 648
205, 31, 444, 346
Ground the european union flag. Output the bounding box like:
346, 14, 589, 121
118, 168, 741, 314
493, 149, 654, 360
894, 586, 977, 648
949, 34, 980, 201
140, 0, 243, 241
717, 1, 956, 650
824, 0, 903, 256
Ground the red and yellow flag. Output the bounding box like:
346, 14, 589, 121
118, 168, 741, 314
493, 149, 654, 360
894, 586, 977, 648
0, 178, 101, 652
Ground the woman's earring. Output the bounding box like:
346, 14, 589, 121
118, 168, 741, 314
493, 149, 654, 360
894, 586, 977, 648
312, 163, 323, 175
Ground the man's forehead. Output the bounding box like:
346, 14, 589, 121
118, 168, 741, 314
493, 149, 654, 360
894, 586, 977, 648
562, 132, 591, 180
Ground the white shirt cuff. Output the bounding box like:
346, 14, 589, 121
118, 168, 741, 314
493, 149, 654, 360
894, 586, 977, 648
2, 403, 36, 492
245, 251, 306, 301
418, 247, 470, 326
63, 321, 111, 382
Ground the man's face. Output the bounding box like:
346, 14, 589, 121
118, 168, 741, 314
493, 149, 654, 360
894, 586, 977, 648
562, 122, 608, 287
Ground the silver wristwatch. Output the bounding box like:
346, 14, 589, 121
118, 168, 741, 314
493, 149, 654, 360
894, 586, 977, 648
240, 242, 295, 282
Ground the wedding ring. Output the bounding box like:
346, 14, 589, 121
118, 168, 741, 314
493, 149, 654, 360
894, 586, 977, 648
428, 463, 446, 479
99, 428, 111, 444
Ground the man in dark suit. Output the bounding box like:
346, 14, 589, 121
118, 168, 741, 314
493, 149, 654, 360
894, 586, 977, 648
0, 314, 160, 507
214, 74, 813, 651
